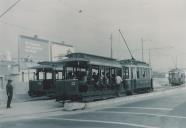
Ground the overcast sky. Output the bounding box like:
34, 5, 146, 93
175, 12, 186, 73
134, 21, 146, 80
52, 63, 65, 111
1, 0, 186, 71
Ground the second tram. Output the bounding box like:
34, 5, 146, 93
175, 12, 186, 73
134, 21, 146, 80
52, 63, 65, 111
168, 68, 185, 85
28, 61, 63, 97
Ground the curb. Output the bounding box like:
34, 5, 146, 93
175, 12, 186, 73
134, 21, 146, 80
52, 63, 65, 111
85, 85, 186, 109
63, 85, 186, 111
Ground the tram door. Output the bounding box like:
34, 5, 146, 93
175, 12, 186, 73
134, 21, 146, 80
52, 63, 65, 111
130, 67, 136, 90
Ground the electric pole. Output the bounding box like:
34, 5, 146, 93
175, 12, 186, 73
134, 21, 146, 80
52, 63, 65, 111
141, 38, 144, 61
110, 34, 113, 58
149, 49, 151, 66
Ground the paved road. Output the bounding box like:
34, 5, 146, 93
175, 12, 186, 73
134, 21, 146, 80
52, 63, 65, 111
2, 88, 186, 128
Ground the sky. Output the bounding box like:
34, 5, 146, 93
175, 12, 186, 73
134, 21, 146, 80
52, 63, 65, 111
0, 0, 186, 72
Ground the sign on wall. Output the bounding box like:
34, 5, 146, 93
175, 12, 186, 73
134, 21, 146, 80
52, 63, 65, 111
19, 35, 49, 63
51, 42, 74, 61
18, 35, 74, 70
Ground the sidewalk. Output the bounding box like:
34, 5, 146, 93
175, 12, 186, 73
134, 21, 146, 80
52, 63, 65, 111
0, 78, 182, 120
0, 88, 63, 119
0, 99, 63, 118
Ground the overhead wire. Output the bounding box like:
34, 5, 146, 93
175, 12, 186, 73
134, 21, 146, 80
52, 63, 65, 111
0, 0, 21, 19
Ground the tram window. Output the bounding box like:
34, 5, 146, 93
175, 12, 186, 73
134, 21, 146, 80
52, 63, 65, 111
111, 68, 116, 83
76, 70, 87, 80
137, 67, 140, 79
140, 67, 143, 79
66, 67, 73, 79
39, 72, 44, 80
57, 72, 63, 79
77, 68, 86, 72
131, 67, 135, 79
123, 67, 129, 79
142, 68, 149, 79
105, 67, 110, 84
92, 67, 99, 81
33, 72, 36, 80
143, 68, 146, 78
146, 68, 150, 78
56, 73, 59, 79
111, 68, 115, 79
65, 66, 87, 80
111, 68, 115, 74
46, 73, 52, 80
117, 68, 122, 76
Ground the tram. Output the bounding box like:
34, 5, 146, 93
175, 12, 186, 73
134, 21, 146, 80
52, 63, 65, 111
28, 61, 63, 97
55, 53, 153, 102
168, 68, 185, 85
120, 59, 153, 95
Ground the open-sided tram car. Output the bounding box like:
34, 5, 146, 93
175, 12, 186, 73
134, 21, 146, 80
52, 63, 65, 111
168, 68, 185, 85
55, 53, 122, 101
28, 61, 63, 97
55, 53, 153, 102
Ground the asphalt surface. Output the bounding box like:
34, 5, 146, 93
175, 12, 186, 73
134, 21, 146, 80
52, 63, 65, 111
2, 87, 186, 128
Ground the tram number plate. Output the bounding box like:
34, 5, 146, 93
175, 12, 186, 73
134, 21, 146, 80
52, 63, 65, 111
71, 82, 76, 86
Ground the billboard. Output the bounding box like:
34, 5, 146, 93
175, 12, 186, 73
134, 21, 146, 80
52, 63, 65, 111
51, 42, 74, 61
19, 35, 49, 63
18, 35, 74, 70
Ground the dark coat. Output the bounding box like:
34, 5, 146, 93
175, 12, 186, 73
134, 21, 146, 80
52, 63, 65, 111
6, 83, 13, 97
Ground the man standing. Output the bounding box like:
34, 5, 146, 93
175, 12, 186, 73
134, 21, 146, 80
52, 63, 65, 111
6, 79, 13, 108
115, 73, 122, 96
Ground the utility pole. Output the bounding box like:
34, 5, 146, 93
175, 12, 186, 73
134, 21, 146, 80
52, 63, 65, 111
176, 56, 178, 68
141, 38, 144, 61
110, 34, 113, 58
149, 48, 151, 66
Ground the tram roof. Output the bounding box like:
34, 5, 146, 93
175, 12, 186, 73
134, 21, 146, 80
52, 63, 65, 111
120, 58, 150, 66
169, 68, 185, 73
59, 53, 121, 68
66, 53, 117, 61
29, 65, 54, 70
38, 61, 57, 66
